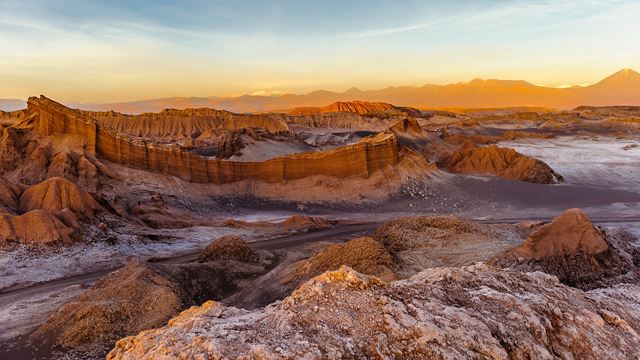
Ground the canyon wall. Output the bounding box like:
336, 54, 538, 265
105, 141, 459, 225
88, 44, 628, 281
83, 108, 289, 140
27, 96, 399, 184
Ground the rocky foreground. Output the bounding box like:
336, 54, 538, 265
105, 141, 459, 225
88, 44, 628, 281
108, 264, 640, 359
102, 208, 640, 359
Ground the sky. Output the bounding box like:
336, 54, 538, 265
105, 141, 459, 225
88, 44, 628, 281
1, 0, 639, 103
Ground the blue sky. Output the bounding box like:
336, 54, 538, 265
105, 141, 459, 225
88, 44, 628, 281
1, 0, 638, 102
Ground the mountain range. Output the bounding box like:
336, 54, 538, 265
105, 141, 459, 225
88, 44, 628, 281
3, 68, 640, 114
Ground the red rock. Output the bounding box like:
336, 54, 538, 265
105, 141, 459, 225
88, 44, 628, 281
0, 209, 73, 244
439, 144, 563, 184
514, 208, 609, 260
18, 177, 101, 219
290, 101, 397, 115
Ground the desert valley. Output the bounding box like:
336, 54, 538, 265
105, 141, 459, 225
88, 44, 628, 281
2, 1, 640, 359
1, 67, 640, 358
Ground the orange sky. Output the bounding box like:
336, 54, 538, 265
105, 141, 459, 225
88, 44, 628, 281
1, 1, 639, 102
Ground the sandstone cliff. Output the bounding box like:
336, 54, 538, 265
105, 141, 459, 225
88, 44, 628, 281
85, 108, 289, 140
107, 265, 640, 359
27, 96, 404, 185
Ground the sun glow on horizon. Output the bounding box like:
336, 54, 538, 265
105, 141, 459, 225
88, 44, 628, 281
1, 0, 639, 103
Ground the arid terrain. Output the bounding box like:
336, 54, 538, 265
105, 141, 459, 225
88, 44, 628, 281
1, 91, 640, 359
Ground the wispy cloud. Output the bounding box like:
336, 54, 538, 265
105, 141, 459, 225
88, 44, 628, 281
347, 19, 448, 38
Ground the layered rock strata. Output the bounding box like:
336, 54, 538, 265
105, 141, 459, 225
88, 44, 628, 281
84, 108, 289, 140
27, 96, 402, 185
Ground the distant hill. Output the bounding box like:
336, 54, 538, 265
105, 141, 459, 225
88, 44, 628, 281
4, 69, 640, 114
0, 99, 26, 111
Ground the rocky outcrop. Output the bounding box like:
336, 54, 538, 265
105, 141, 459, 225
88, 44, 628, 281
0, 177, 96, 245
282, 237, 397, 285
18, 177, 100, 219
279, 215, 336, 232
0, 176, 20, 211
438, 144, 563, 183
514, 208, 608, 260
389, 117, 422, 137
373, 216, 521, 273
221, 215, 337, 233
108, 265, 640, 360
0, 126, 28, 173
35, 260, 269, 355
492, 208, 640, 289
0, 209, 73, 244
85, 108, 289, 140
35, 262, 187, 352
290, 101, 398, 115
198, 236, 257, 263
28, 96, 403, 185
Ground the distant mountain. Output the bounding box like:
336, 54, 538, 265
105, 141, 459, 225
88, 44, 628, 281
0, 99, 26, 111
6, 69, 640, 114
574, 68, 640, 106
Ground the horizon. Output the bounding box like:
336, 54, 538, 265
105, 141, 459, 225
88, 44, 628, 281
1, 67, 637, 107
2, 0, 639, 103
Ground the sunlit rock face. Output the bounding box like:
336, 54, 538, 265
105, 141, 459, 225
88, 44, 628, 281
289, 101, 398, 115
491, 208, 640, 289
27, 96, 403, 185
439, 143, 563, 184
108, 265, 640, 360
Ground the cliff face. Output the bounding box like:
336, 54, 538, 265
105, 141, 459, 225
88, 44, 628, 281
84, 108, 289, 140
27, 96, 401, 185
290, 101, 397, 115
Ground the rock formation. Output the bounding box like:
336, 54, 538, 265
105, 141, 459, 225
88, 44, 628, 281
389, 117, 422, 137
373, 216, 522, 273
492, 208, 640, 289
221, 215, 337, 233
282, 237, 397, 285
35, 259, 269, 355
514, 208, 608, 260
290, 101, 398, 115
108, 265, 640, 360
198, 236, 257, 263
438, 144, 563, 184
18, 177, 101, 219
85, 108, 289, 140
0, 209, 73, 244
0, 176, 20, 211
0, 176, 100, 245
27, 96, 404, 185
279, 215, 336, 232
